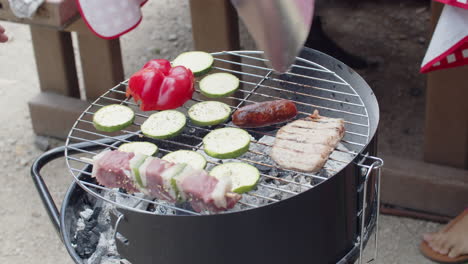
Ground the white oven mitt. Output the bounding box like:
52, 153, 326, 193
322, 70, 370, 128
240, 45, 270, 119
76, 0, 147, 39
421, 3, 468, 73
8, 0, 44, 18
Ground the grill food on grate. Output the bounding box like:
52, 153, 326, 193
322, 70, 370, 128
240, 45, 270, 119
91, 150, 241, 212
271, 110, 345, 172
65, 50, 376, 216
232, 99, 298, 128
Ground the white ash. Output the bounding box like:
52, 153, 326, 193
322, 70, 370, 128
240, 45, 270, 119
86, 233, 118, 264
151, 200, 177, 215
75, 218, 86, 233
80, 208, 94, 221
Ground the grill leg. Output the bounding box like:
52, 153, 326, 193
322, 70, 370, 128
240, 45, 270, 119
29, 25, 80, 98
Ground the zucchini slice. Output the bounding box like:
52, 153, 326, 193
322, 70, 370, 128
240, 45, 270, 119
162, 150, 207, 170
118, 142, 158, 156
160, 163, 187, 201
188, 101, 231, 126
141, 110, 186, 139
172, 51, 214, 77
210, 162, 260, 193
203, 127, 251, 159
129, 153, 148, 188
138, 156, 154, 188
199, 73, 240, 98
93, 104, 135, 132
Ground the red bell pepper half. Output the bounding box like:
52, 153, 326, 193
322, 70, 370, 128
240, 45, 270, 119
127, 59, 194, 111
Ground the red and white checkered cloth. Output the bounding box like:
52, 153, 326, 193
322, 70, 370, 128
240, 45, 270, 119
434, 0, 468, 9
421, 2, 468, 73
76, 0, 147, 39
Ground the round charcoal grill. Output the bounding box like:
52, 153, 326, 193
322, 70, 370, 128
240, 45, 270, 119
31, 48, 383, 264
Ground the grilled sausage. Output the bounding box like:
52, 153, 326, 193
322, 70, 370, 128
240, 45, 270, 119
232, 100, 298, 128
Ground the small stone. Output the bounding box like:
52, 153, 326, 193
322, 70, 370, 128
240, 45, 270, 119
8, 139, 17, 145
34, 136, 50, 151
151, 48, 161, 55
168, 34, 177, 41
31, 212, 41, 218
20, 158, 29, 166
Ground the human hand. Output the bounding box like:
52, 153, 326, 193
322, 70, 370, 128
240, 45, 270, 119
0, 25, 8, 43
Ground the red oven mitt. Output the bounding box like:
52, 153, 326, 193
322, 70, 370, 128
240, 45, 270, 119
421, 3, 468, 73
76, 0, 148, 39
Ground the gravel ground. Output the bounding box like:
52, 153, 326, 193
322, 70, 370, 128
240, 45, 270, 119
0, 0, 443, 263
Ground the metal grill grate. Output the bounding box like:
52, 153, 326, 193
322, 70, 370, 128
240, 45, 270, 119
65, 51, 371, 216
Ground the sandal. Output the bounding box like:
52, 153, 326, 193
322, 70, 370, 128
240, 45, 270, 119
420, 210, 468, 264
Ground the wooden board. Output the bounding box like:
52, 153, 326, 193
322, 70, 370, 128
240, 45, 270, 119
381, 155, 468, 218
0, 0, 79, 28
30, 24, 80, 97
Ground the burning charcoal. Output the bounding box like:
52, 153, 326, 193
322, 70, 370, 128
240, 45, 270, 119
175, 202, 194, 216
92, 226, 101, 236
255, 164, 272, 173
73, 229, 100, 258
269, 167, 279, 177
87, 234, 107, 264
84, 218, 97, 231
91, 207, 102, 219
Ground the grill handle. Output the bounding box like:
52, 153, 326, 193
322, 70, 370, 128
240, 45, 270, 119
31, 145, 66, 236
30, 141, 110, 237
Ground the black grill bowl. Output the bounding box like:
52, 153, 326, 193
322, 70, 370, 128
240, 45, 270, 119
31, 144, 377, 264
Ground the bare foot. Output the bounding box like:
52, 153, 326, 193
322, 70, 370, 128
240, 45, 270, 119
423, 211, 468, 258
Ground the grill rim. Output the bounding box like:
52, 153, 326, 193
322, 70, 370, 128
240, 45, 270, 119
63, 49, 381, 216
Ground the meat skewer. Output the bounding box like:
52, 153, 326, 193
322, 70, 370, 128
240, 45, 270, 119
270, 110, 345, 172
90, 150, 241, 213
